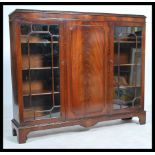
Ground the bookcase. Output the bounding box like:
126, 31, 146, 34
9, 9, 146, 143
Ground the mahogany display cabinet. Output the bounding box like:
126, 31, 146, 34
9, 9, 146, 143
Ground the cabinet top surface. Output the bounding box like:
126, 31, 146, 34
10, 9, 146, 17
9, 9, 146, 23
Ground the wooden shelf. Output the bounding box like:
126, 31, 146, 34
114, 85, 141, 88
20, 35, 59, 44
22, 67, 59, 70
114, 64, 141, 66
114, 41, 141, 43
23, 90, 60, 96
21, 41, 59, 44
21, 34, 59, 37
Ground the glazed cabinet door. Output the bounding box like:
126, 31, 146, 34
65, 21, 110, 119
15, 20, 65, 123
111, 24, 145, 113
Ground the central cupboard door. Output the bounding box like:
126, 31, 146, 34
65, 22, 110, 119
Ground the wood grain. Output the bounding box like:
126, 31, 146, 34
66, 23, 109, 119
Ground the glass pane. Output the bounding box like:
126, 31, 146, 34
54, 69, 60, 92
55, 94, 60, 106
113, 87, 141, 109
21, 23, 31, 35
21, 43, 28, 68
49, 25, 59, 34
20, 23, 60, 121
31, 43, 52, 68
53, 43, 59, 67
29, 33, 51, 43
22, 69, 52, 93
22, 43, 52, 68
51, 107, 60, 117
32, 24, 48, 31
113, 26, 142, 110
51, 93, 60, 117
32, 95, 52, 119
53, 35, 59, 41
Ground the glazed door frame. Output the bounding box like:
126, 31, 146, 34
64, 20, 111, 120
109, 21, 145, 114
14, 18, 66, 124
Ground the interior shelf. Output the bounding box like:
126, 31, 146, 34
20, 34, 59, 44
22, 67, 59, 70
114, 85, 141, 88
114, 41, 141, 43
23, 90, 60, 96
21, 41, 59, 44
114, 64, 141, 66
21, 34, 60, 37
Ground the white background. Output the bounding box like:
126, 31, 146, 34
3, 5, 152, 149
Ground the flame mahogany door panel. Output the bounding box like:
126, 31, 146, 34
65, 22, 110, 120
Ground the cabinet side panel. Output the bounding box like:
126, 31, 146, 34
9, 21, 19, 122
68, 25, 108, 119
141, 24, 146, 109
